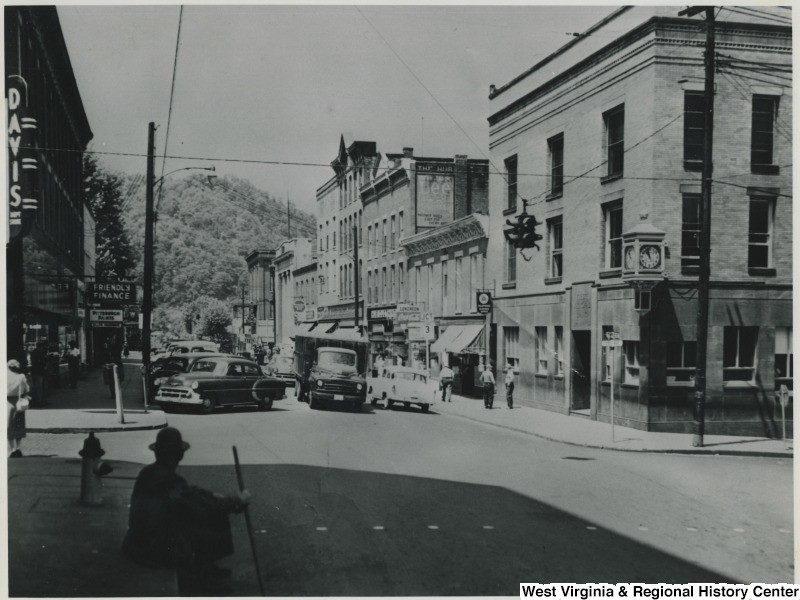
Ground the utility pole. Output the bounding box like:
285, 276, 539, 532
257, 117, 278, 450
353, 225, 360, 334
287, 196, 291, 237
679, 6, 716, 447
270, 266, 277, 347
142, 122, 156, 390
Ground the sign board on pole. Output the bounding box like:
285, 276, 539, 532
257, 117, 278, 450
88, 282, 137, 306
90, 309, 123, 323
476, 292, 492, 315
407, 322, 434, 342
395, 303, 422, 324
293, 299, 306, 313
601, 339, 623, 347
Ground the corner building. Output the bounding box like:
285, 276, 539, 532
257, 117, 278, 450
487, 7, 791, 435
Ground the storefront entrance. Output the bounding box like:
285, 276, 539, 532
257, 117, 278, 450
571, 330, 591, 412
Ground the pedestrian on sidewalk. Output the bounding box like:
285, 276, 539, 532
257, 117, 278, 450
65, 341, 81, 389
480, 364, 496, 409
123, 427, 251, 594
439, 364, 454, 403
505, 364, 515, 409
30, 342, 49, 407
7, 360, 31, 458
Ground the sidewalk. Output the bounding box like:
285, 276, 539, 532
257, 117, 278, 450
7, 456, 179, 597
435, 392, 793, 458
25, 359, 167, 433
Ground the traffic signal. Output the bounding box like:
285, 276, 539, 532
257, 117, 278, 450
503, 213, 542, 250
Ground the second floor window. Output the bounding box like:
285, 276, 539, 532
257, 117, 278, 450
604, 203, 623, 270
548, 133, 564, 196
505, 155, 518, 211
681, 194, 701, 270
505, 239, 516, 283
391, 216, 396, 250
604, 105, 625, 178
751, 95, 778, 171
748, 196, 774, 269
684, 91, 705, 170
549, 218, 563, 278
504, 327, 520, 371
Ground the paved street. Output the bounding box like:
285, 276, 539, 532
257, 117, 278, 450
22, 390, 793, 595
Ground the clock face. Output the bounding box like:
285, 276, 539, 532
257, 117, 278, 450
639, 245, 661, 270
624, 246, 636, 270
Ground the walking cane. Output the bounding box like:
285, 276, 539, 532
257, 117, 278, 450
233, 446, 266, 596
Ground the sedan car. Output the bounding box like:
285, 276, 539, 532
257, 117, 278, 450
149, 352, 228, 396
155, 356, 286, 414
368, 366, 436, 412
265, 354, 296, 387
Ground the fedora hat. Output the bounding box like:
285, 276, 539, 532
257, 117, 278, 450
149, 427, 190, 452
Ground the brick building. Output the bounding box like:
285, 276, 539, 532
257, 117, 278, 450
486, 7, 791, 435
5, 6, 94, 364
315, 135, 378, 335
361, 148, 489, 372
273, 238, 316, 347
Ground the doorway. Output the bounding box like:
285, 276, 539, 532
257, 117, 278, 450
571, 331, 591, 412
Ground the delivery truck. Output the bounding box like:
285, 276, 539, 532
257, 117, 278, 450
294, 330, 369, 411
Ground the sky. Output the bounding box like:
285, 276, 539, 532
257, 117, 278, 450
57, 4, 618, 216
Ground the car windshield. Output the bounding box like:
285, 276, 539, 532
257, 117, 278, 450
274, 357, 293, 370
191, 360, 219, 373
163, 358, 188, 371
396, 372, 415, 381
318, 350, 356, 368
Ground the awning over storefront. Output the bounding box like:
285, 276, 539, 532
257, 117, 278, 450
430, 326, 462, 354
294, 322, 316, 335
324, 322, 338, 334
447, 324, 484, 355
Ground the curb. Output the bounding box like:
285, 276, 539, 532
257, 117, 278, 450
27, 422, 168, 434
439, 409, 794, 459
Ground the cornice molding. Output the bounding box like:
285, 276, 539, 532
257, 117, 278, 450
402, 214, 488, 257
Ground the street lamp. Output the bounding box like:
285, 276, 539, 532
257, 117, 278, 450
141, 121, 217, 396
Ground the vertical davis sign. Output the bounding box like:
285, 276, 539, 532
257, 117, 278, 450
416, 162, 454, 229
7, 75, 38, 241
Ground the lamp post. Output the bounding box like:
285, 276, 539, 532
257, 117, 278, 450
141, 121, 216, 396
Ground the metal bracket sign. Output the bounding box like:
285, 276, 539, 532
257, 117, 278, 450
407, 321, 434, 342
90, 309, 123, 324
476, 292, 492, 315
395, 303, 422, 324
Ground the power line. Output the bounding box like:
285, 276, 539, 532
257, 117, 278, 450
713, 179, 792, 199
156, 5, 185, 214
722, 7, 792, 26
718, 70, 793, 143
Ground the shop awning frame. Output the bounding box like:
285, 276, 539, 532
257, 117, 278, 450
447, 324, 485, 354
430, 326, 462, 354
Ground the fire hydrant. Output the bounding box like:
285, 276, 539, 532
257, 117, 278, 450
79, 432, 113, 505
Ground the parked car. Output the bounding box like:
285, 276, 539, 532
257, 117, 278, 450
265, 354, 295, 387
149, 352, 228, 396
168, 340, 220, 355
154, 356, 285, 414
368, 366, 436, 412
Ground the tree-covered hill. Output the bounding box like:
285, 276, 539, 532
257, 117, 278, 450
122, 172, 316, 336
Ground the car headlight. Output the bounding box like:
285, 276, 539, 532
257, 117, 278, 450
317, 379, 324, 388
356, 383, 363, 391
190, 381, 199, 390
154, 378, 166, 387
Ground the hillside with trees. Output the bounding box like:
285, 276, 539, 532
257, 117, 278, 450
121, 171, 316, 340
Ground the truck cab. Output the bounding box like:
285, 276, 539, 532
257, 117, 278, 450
294, 332, 368, 411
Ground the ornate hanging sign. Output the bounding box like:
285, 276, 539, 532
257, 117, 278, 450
6, 75, 38, 241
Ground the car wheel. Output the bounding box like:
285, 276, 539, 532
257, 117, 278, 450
200, 395, 216, 415
257, 393, 274, 411
421, 403, 430, 413
309, 392, 318, 410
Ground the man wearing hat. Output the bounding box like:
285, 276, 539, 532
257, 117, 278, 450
123, 427, 250, 589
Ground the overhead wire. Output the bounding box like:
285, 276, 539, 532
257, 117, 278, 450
156, 5, 185, 214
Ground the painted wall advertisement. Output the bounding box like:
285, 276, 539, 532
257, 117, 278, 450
416, 162, 454, 228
